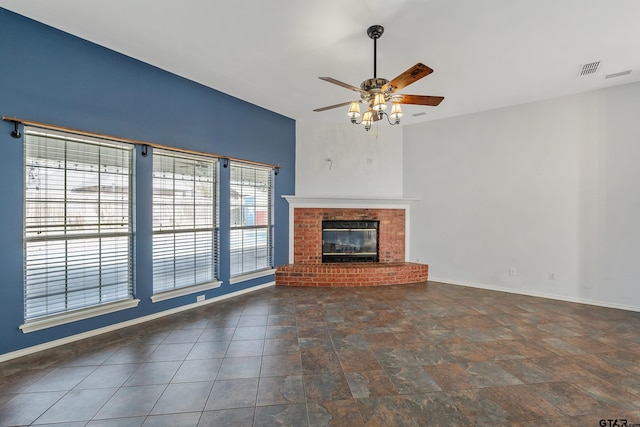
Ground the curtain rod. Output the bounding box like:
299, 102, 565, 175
3, 116, 282, 170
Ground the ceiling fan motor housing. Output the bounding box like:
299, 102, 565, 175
360, 78, 388, 98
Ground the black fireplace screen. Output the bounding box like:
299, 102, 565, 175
322, 220, 379, 263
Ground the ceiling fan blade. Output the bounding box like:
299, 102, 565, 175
382, 63, 434, 93
393, 94, 444, 106
318, 77, 362, 93
313, 101, 355, 112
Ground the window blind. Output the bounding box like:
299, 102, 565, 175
230, 162, 273, 276
152, 149, 218, 293
24, 130, 133, 320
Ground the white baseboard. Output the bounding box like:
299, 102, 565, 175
428, 276, 640, 313
0, 281, 275, 363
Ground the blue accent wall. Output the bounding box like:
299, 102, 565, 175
0, 9, 295, 356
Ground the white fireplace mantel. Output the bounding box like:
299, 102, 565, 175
282, 195, 419, 209
281, 195, 419, 264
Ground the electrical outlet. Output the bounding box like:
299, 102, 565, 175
196, 295, 205, 302
509, 267, 517, 276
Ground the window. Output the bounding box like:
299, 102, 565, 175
230, 162, 273, 276
24, 130, 133, 321
153, 150, 218, 294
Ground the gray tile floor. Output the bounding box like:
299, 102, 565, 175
1, 281, 640, 426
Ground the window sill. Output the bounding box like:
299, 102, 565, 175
229, 268, 277, 285
151, 280, 223, 303
20, 299, 141, 334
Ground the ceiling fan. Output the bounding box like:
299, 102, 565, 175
314, 25, 444, 130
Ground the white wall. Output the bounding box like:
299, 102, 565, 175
404, 82, 640, 311
295, 120, 403, 197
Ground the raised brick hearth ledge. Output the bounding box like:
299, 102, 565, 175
275, 262, 428, 287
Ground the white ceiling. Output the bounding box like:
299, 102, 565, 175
2, 0, 640, 126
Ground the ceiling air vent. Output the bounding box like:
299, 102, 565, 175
579, 61, 601, 76
605, 70, 632, 79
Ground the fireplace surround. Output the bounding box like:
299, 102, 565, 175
276, 196, 428, 287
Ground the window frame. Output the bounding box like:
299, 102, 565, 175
229, 161, 275, 280
21, 128, 138, 332
151, 149, 221, 302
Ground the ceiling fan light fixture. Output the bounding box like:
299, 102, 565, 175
347, 101, 361, 120
362, 110, 374, 131
390, 103, 403, 124
372, 93, 387, 111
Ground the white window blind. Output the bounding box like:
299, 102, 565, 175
24, 130, 133, 320
230, 162, 273, 276
153, 149, 218, 293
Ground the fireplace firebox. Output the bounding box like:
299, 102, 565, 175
322, 220, 379, 263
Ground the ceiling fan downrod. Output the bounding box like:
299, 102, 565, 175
367, 25, 384, 79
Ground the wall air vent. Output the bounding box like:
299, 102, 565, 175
579, 61, 601, 76
605, 70, 632, 79
412, 112, 426, 117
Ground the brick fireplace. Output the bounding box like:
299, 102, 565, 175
276, 196, 428, 287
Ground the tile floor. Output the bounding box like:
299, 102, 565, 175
1, 281, 640, 426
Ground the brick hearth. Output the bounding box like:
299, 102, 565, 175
276, 205, 428, 287
276, 262, 428, 287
